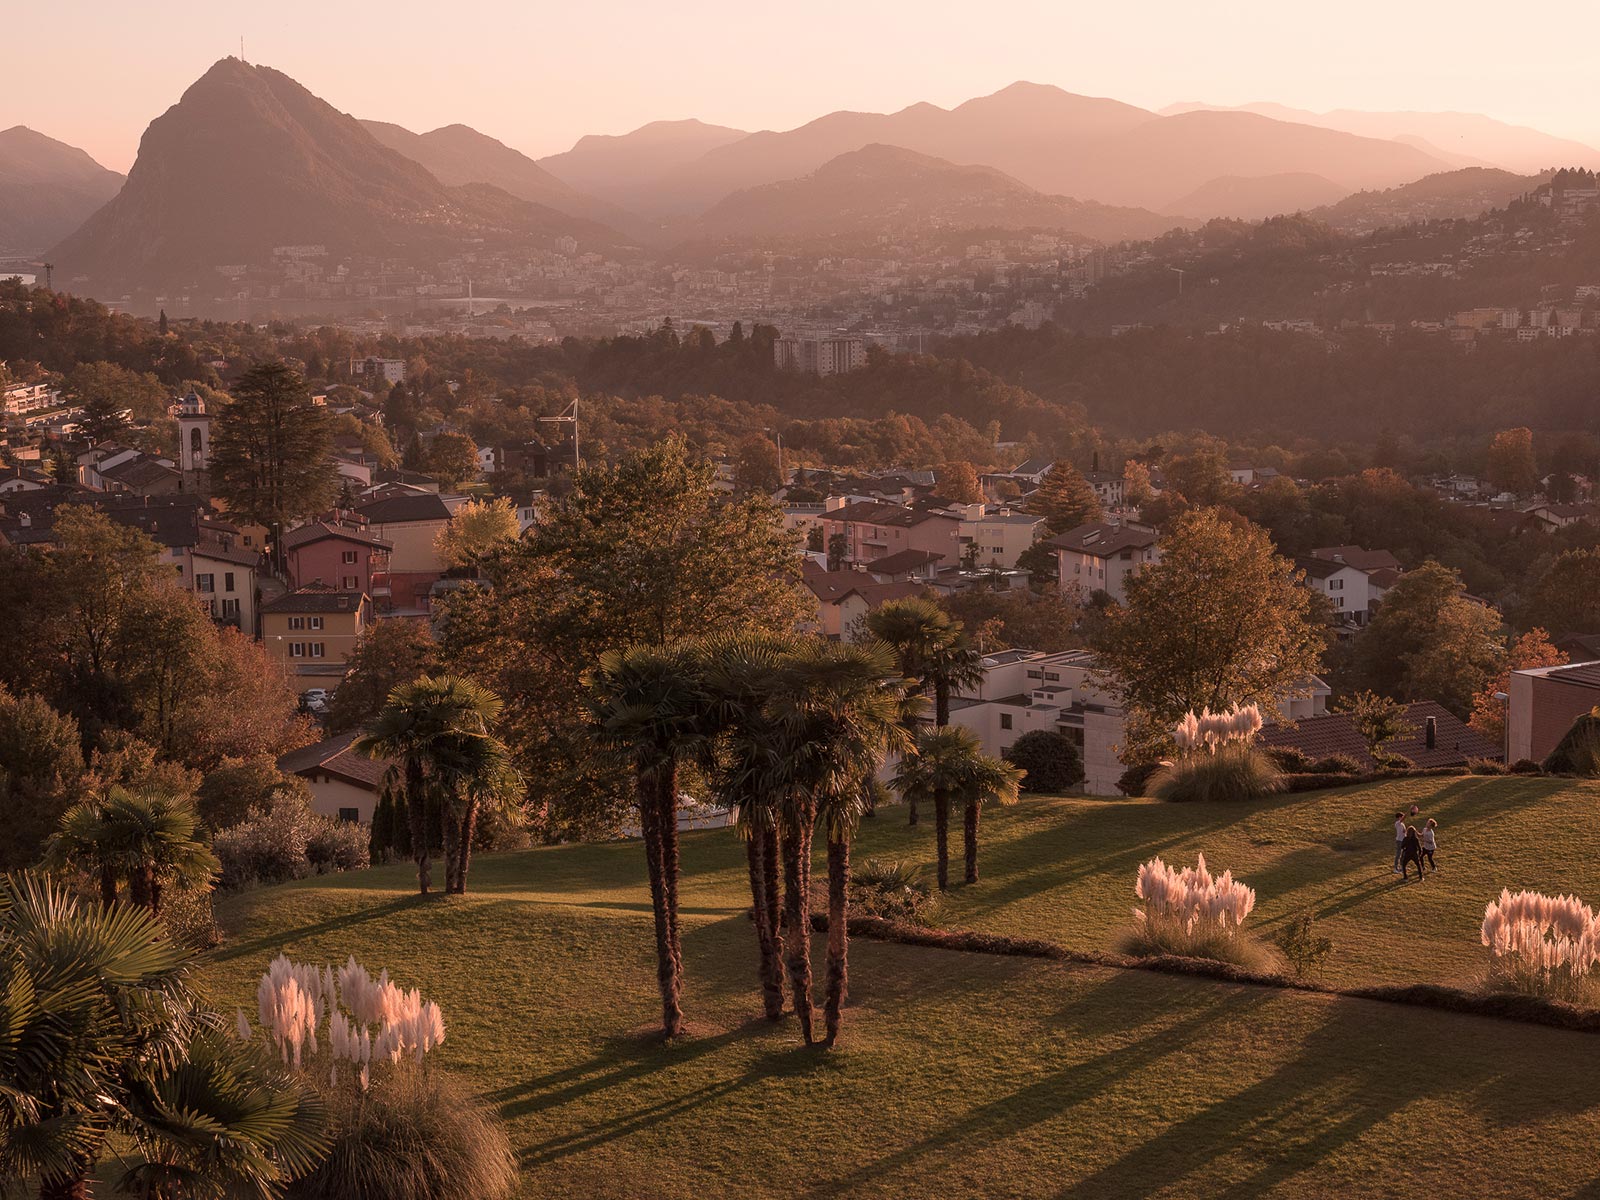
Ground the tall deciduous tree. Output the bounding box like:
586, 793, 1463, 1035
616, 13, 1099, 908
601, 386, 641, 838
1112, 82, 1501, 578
1522, 549, 1600, 635
426, 431, 479, 489
210, 361, 336, 532
937, 461, 985, 504
1486, 426, 1539, 497
1469, 628, 1567, 746
1347, 560, 1504, 717
1094, 508, 1324, 750
434, 495, 520, 573
1030, 462, 1103, 534
328, 621, 438, 734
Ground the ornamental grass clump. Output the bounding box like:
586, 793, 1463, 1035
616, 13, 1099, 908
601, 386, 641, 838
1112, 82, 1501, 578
1480, 888, 1600, 1004
240, 954, 516, 1200
1145, 704, 1283, 803
1118, 853, 1277, 971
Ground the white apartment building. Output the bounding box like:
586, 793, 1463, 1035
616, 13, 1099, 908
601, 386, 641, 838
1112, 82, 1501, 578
1049, 521, 1160, 604
959, 510, 1048, 569
774, 336, 867, 376
3, 382, 60, 418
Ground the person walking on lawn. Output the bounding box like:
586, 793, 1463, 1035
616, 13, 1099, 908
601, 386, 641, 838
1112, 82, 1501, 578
1400, 824, 1426, 881
1421, 818, 1438, 871
1392, 812, 1406, 874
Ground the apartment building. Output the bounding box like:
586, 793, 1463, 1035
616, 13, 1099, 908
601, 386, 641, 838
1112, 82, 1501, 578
1049, 521, 1160, 604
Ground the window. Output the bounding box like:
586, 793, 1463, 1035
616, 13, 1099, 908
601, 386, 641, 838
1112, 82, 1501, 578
342, 550, 358, 564
224, 572, 235, 592
338, 807, 361, 824
1330, 578, 1344, 591
288, 616, 305, 630
1045, 672, 1061, 682
1000, 713, 1013, 730
196, 573, 214, 593
221, 598, 240, 618
342, 576, 358, 590
289, 643, 305, 658
1120, 550, 1133, 560
310, 643, 325, 659
309, 616, 324, 631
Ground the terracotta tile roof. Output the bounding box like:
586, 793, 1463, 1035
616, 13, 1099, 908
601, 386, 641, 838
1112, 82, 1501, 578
1258, 701, 1500, 769
277, 731, 391, 791
1046, 522, 1159, 558
1310, 546, 1402, 573
261, 584, 369, 615
282, 521, 393, 551
865, 548, 945, 575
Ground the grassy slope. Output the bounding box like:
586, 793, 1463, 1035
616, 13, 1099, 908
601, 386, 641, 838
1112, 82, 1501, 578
205, 778, 1600, 1199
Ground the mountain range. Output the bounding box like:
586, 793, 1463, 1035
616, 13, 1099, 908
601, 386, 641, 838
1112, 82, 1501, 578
695, 143, 1182, 242
1161, 101, 1600, 175
539, 83, 1454, 216
49, 59, 618, 291
0, 126, 124, 253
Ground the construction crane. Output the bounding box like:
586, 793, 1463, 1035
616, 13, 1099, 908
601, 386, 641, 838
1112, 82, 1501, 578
1169, 266, 1185, 297
537, 399, 580, 474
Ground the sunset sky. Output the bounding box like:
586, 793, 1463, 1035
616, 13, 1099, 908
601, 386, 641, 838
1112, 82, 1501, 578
13, 0, 1600, 173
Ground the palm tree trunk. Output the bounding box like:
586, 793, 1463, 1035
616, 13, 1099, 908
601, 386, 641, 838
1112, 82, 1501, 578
440, 789, 459, 895
780, 814, 815, 1045
657, 763, 683, 976
823, 830, 850, 1048
407, 761, 431, 895
148, 871, 163, 917
935, 680, 950, 727
745, 827, 784, 1020
964, 801, 981, 884
761, 823, 784, 1004
934, 787, 951, 890
453, 798, 480, 894
98, 863, 117, 909
128, 865, 151, 911
907, 794, 919, 826
638, 771, 682, 1037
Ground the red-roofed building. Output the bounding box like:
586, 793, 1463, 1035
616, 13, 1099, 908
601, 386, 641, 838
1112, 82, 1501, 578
1258, 701, 1499, 769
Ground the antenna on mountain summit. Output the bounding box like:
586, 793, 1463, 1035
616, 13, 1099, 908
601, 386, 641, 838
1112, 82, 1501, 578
240, 36, 246, 63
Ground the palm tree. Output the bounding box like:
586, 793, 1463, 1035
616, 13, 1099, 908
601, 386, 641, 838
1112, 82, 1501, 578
771, 640, 912, 1047
357, 674, 508, 896
588, 643, 708, 1038
0, 873, 327, 1199
434, 730, 520, 895
957, 744, 1025, 885
865, 598, 983, 824
43, 787, 218, 915
701, 632, 796, 1021
891, 726, 1001, 890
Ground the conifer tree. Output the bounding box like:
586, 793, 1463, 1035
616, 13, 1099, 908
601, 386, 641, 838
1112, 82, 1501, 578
1032, 462, 1103, 534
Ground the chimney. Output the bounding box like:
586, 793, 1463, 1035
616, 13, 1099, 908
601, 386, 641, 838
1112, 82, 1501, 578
1425, 716, 1437, 750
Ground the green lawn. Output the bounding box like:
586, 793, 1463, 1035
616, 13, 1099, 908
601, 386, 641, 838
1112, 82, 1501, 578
203, 778, 1600, 1198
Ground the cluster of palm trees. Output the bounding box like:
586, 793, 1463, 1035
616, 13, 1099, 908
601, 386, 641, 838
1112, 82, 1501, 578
44, 786, 219, 916
356, 675, 519, 896
588, 598, 1023, 1049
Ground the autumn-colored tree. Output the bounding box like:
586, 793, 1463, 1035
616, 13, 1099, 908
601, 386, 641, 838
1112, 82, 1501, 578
1335, 690, 1414, 763
1094, 508, 1323, 751
1469, 628, 1567, 746
1486, 427, 1539, 497
1031, 462, 1103, 534
327, 620, 438, 734
937, 460, 985, 504
435, 495, 520, 572
1522, 549, 1600, 635
733, 433, 782, 494
1122, 459, 1155, 508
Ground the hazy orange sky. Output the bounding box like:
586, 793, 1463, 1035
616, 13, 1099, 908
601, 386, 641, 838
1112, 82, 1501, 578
11, 0, 1600, 173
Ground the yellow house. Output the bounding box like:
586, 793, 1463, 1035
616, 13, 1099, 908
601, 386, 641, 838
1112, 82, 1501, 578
260, 584, 372, 692
277, 731, 390, 824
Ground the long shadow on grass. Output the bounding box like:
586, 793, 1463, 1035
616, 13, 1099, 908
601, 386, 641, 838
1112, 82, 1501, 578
1052, 996, 1600, 1199
804, 972, 1273, 1198
207, 894, 427, 964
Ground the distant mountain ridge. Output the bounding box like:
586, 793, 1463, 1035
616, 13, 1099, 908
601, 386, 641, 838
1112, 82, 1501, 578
1162, 101, 1600, 175
568, 82, 1448, 217
1309, 167, 1541, 233
50, 59, 619, 290
358, 119, 648, 237
0, 126, 124, 253
696, 143, 1184, 242
538, 119, 748, 211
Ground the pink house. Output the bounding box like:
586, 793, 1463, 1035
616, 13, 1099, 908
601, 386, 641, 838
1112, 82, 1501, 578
816, 500, 963, 568
283, 521, 393, 596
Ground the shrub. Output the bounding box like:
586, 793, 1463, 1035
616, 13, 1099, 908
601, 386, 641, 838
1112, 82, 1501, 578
1117, 761, 1159, 797
213, 793, 369, 889
848, 858, 940, 926
197, 757, 313, 831
1274, 910, 1334, 979
1117, 853, 1277, 971
1308, 754, 1363, 775
1146, 743, 1283, 803
1265, 746, 1313, 773
1373, 751, 1416, 772
1468, 758, 1510, 776
291, 1067, 517, 1200
1480, 888, 1600, 1004
1541, 709, 1600, 775
1003, 730, 1085, 793
307, 818, 371, 874
1511, 758, 1543, 775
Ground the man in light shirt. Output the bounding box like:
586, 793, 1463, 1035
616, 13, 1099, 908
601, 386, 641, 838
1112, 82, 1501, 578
1393, 812, 1406, 874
